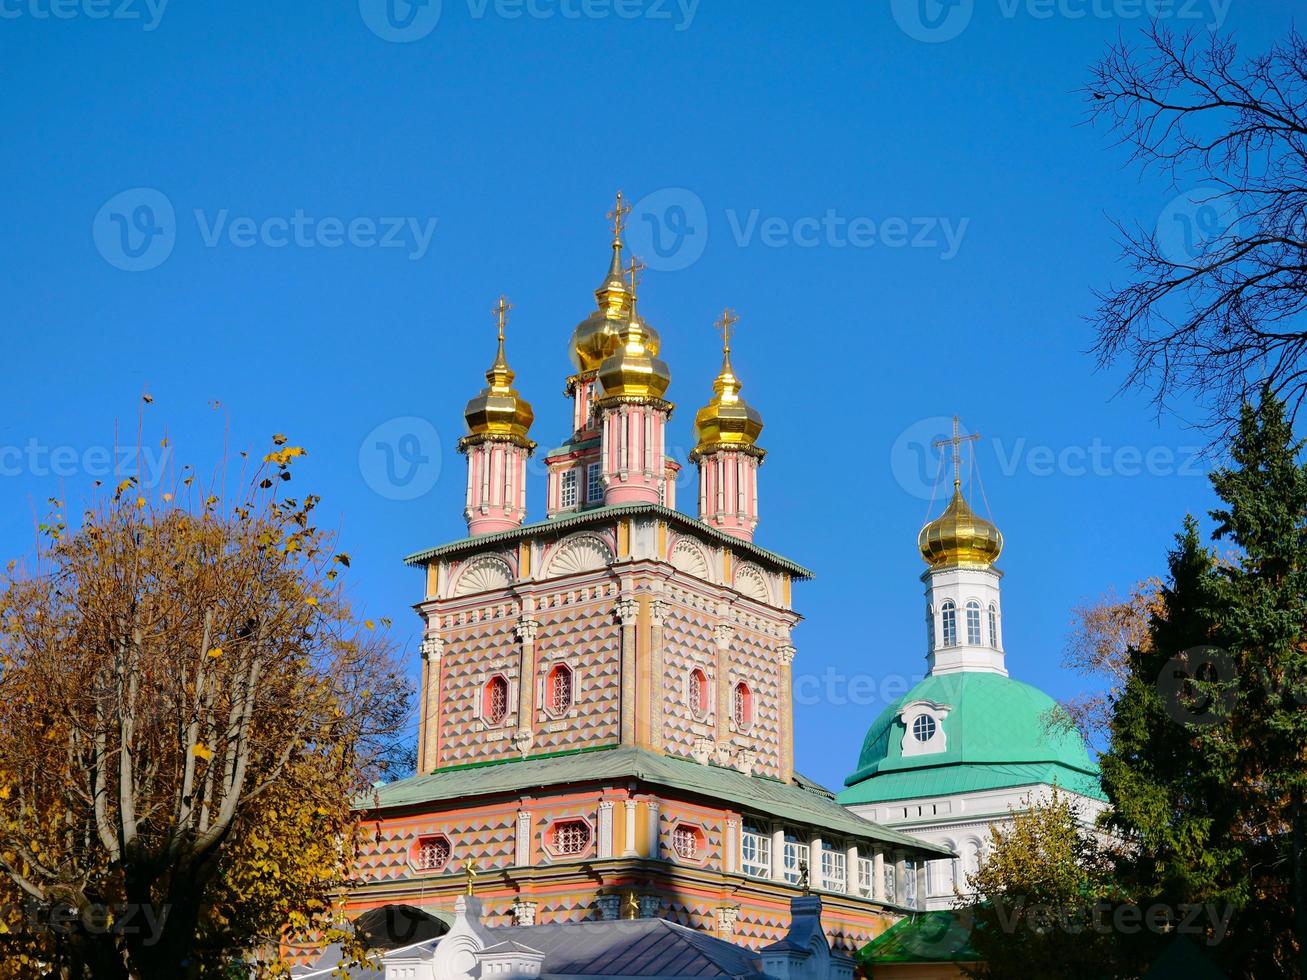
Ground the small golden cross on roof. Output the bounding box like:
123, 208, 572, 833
493, 296, 512, 343
465, 858, 479, 896
626, 256, 646, 305
714, 308, 740, 354
933, 415, 980, 488
607, 190, 631, 241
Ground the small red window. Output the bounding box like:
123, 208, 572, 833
688, 668, 707, 718
483, 676, 508, 724
548, 665, 573, 715
733, 683, 752, 730
415, 835, 451, 871
552, 819, 590, 855
672, 825, 702, 861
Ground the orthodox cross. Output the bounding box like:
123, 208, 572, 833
626, 257, 646, 310
464, 858, 479, 896
607, 191, 631, 242
715, 308, 740, 354
933, 415, 980, 489
493, 295, 512, 343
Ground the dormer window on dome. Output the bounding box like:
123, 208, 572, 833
899, 700, 951, 758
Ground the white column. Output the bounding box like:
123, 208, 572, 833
770, 827, 786, 883
623, 800, 639, 857
597, 801, 615, 859
516, 810, 532, 867
845, 844, 859, 897
646, 802, 661, 859
873, 848, 886, 901
725, 818, 738, 874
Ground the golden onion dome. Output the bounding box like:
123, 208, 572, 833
462, 298, 535, 448
596, 313, 671, 402
570, 240, 630, 373
918, 484, 1003, 569
691, 312, 764, 460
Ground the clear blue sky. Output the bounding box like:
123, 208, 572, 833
2, 0, 1298, 789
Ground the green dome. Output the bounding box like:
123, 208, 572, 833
837, 673, 1103, 805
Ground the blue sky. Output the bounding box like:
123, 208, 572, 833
1, 0, 1298, 790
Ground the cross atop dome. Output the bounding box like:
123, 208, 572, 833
933, 415, 980, 490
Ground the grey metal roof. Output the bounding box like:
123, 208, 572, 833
402, 503, 814, 580
486, 918, 770, 979
360, 746, 951, 856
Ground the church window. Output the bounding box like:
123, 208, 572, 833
732, 683, 752, 730
414, 834, 451, 871
741, 824, 771, 878
586, 463, 602, 503
988, 603, 998, 647
547, 664, 573, 715
483, 676, 508, 724
856, 856, 876, 897
551, 820, 590, 856
966, 601, 982, 645
904, 860, 919, 908
912, 714, 937, 742
820, 843, 846, 892
688, 668, 708, 718
672, 824, 702, 861
940, 601, 957, 647
781, 833, 809, 885
560, 469, 578, 508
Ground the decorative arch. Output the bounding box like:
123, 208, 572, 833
669, 538, 711, 580
545, 533, 613, 577
733, 562, 771, 603
452, 555, 513, 597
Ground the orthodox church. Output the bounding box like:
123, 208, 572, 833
837, 443, 1105, 914
302, 195, 1103, 979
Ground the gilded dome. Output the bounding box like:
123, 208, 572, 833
918, 485, 1003, 568
570, 242, 630, 373
595, 315, 671, 402
691, 348, 764, 460
462, 301, 535, 448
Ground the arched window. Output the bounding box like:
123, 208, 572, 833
733, 682, 753, 730
966, 601, 982, 645
988, 603, 999, 647
688, 668, 708, 719
483, 676, 508, 724
927, 605, 936, 650
940, 601, 957, 648
547, 664, 573, 715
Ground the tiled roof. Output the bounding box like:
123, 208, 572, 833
402, 502, 813, 579
360, 746, 951, 856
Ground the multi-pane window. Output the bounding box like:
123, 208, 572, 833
688, 668, 707, 718
560, 469, 578, 508
820, 843, 846, 892
552, 820, 590, 855
586, 463, 602, 503
484, 676, 508, 724
741, 825, 771, 879
733, 683, 752, 730
966, 601, 982, 645
672, 826, 701, 861
415, 835, 450, 871
782, 835, 809, 885
884, 866, 896, 904
857, 857, 876, 897
928, 857, 958, 898
940, 601, 957, 647
912, 714, 937, 742
904, 861, 918, 908
548, 665, 573, 715
988, 603, 999, 647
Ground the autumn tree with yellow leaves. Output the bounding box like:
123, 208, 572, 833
0, 433, 411, 978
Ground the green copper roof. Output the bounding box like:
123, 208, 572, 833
857, 909, 979, 965
838, 673, 1103, 805
359, 746, 950, 857
402, 502, 813, 579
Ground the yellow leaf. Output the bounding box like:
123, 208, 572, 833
192, 743, 214, 761
364, 620, 375, 631
207, 647, 223, 659
136, 497, 147, 509
305, 597, 319, 607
